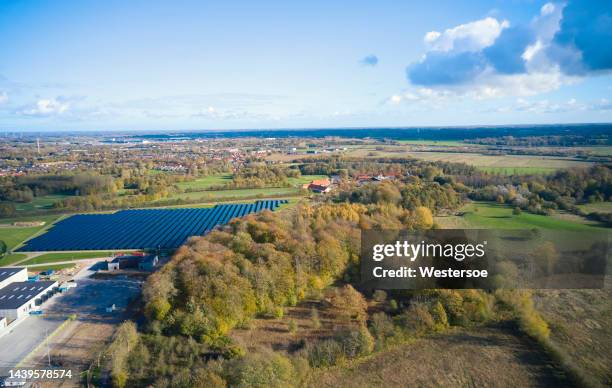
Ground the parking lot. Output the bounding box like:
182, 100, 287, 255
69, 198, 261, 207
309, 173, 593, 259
0, 263, 142, 383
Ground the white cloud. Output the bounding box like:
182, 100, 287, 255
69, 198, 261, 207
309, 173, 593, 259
389, 67, 577, 106
389, 95, 402, 104
0, 92, 7, 105
424, 31, 441, 43
424, 17, 509, 52
400, 5, 579, 105
522, 40, 544, 62
19, 98, 71, 116
541, 3, 555, 16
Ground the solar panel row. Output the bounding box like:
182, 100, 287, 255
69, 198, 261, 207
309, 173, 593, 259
17, 200, 288, 252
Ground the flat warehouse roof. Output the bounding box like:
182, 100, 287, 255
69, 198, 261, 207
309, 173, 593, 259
0, 267, 25, 283
0, 281, 57, 310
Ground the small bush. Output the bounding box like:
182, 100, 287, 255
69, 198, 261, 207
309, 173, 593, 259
388, 299, 398, 312
288, 319, 298, 334
373, 290, 387, 302
310, 307, 321, 330
335, 326, 374, 359
369, 312, 397, 350
307, 339, 345, 368
226, 350, 295, 387
395, 303, 435, 335
430, 301, 449, 330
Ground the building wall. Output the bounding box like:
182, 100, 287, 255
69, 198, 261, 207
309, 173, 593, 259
0, 268, 28, 290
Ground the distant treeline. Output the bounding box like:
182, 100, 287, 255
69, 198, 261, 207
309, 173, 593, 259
130, 124, 612, 142
469, 135, 610, 147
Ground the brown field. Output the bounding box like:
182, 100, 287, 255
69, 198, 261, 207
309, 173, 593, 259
31, 320, 116, 388
345, 147, 593, 169
533, 289, 612, 387
230, 295, 370, 352
307, 325, 569, 388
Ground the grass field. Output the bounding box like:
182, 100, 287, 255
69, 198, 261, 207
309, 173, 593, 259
0, 214, 60, 250
397, 140, 470, 147
10, 194, 71, 213
577, 202, 612, 214
343, 147, 594, 169
21, 251, 115, 265
177, 174, 326, 192
435, 202, 606, 231
176, 174, 233, 190
0, 253, 28, 266
402, 151, 591, 169
477, 166, 559, 175
165, 186, 301, 202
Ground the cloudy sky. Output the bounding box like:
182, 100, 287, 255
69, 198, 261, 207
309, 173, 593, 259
0, 0, 611, 131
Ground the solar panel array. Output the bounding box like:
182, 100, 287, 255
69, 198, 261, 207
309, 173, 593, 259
17, 200, 288, 252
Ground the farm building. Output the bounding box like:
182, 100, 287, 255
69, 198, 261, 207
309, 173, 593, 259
303, 178, 332, 193
0, 268, 28, 290
0, 281, 58, 320
105, 254, 158, 271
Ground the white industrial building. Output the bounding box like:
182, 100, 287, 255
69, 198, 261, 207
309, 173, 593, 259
0, 281, 58, 320
0, 267, 28, 290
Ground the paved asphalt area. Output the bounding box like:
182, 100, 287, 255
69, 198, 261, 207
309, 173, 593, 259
0, 271, 141, 376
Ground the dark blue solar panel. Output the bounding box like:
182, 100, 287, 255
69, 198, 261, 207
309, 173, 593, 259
17, 200, 285, 251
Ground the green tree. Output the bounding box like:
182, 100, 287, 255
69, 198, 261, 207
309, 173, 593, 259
0, 240, 7, 257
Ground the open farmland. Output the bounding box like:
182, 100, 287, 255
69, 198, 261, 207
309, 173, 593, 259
176, 174, 233, 190
17, 200, 287, 251
435, 202, 607, 231
405, 151, 593, 169
476, 166, 559, 175
578, 201, 612, 214
344, 147, 593, 170
165, 186, 301, 202
10, 193, 71, 214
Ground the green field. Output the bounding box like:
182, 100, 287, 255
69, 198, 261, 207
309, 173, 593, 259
0, 214, 60, 250
577, 202, 612, 214
436, 202, 607, 231
9, 194, 71, 213
346, 147, 594, 170
404, 151, 593, 169
166, 186, 302, 202
397, 140, 470, 147
176, 174, 233, 190
22, 251, 116, 265
477, 166, 558, 175
177, 174, 326, 192
29, 263, 76, 272
0, 253, 28, 266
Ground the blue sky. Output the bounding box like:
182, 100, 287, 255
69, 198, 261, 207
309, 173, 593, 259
0, 0, 610, 131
